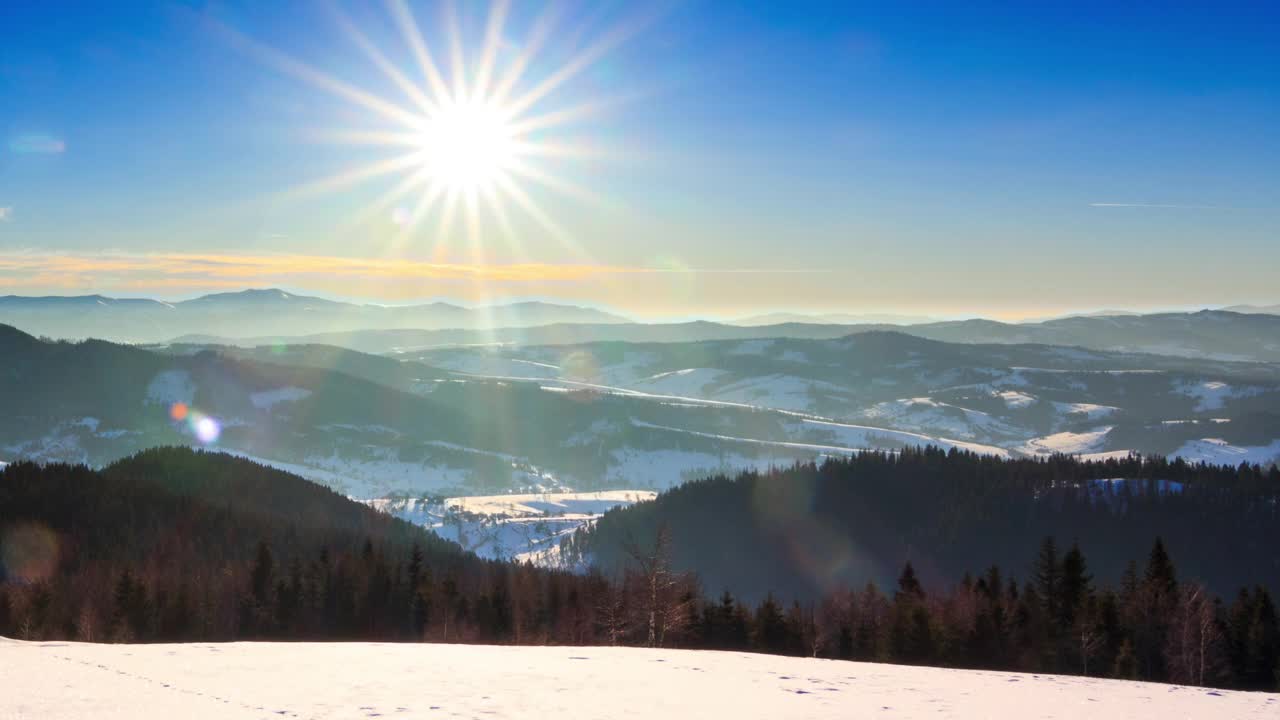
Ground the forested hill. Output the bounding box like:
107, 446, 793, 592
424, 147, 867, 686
0, 448, 578, 642
566, 449, 1280, 602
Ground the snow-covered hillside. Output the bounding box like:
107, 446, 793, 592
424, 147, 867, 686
371, 490, 656, 565
3, 638, 1274, 719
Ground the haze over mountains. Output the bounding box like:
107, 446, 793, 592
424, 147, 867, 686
0, 289, 628, 342
6, 289, 1280, 362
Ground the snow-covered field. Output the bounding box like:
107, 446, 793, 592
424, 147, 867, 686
2, 638, 1275, 719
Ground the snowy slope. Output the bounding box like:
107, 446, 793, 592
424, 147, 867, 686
371, 491, 656, 564
3, 638, 1274, 719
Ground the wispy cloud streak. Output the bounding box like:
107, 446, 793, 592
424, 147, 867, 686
0, 251, 825, 293
1089, 202, 1230, 209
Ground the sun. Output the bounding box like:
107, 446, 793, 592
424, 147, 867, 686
227, 0, 646, 260
417, 98, 516, 192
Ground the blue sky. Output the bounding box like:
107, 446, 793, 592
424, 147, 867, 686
1, 0, 1277, 318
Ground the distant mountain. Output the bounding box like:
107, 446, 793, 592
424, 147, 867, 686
730, 312, 936, 326
1224, 303, 1280, 315
178, 309, 1280, 364
170, 321, 880, 353
0, 289, 630, 342
907, 310, 1280, 362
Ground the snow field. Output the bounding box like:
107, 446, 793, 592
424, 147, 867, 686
2, 638, 1275, 719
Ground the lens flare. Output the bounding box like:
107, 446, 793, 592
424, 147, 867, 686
169, 402, 189, 421
193, 415, 222, 444
1, 522, 60, 583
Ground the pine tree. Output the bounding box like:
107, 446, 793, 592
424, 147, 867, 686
897, 562, 924, 600
1034, 537, 1062, 630
754, 594, 789, 654
1144, 538, 1177, 598
1060, 543, 1093, 627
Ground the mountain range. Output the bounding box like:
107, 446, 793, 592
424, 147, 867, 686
0, 289, 629, 342
4, 322, 1278, 507
174, 308, 1280, 364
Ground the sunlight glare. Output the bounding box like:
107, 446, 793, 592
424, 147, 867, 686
418, 99, 516, 191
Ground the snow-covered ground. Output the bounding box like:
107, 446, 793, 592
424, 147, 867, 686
2, 638, 1274, 719
1172, 438, 1280, 467
1018, 427, 1113, 456
372, 490, 656, 564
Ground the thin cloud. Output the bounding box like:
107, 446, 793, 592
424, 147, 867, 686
8, 133, 66, 154
0, 207, 10, 221
0, 251, 823, 294
1089, 202, 1229, 209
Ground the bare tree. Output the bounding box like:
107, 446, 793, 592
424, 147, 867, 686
594, 575, 629, 646
1167, 583, 1221, 686
623, 523, 692, 647
1075, 608, 1104, 675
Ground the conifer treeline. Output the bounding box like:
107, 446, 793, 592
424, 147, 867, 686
1, 448, 1277, 691
566, 448, 1280, 602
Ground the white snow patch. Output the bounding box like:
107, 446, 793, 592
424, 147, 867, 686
1174, 380, 1260, 412
995, 390, 1038, 408
862, 398, 1011, 440
1172, 438, 1280, 467
606, 447, 778, 490
249, 386, 312, 410
801, 418, 1012, 458
144, 369, 194, 406
632, 368, 727, 396
372, 490, 656, 564
1019, 427, 1113, 456
1052, 402, 1119, 421
728, 338, 776, 355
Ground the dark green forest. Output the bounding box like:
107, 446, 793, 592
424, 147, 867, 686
1, 447, 1277, 691
567, 448, 1280, 602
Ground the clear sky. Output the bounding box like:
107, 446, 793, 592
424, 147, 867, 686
1, 0, 1277, 319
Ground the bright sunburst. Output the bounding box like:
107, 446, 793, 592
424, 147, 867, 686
225, 0, 643, 262
417, 98, 516, 192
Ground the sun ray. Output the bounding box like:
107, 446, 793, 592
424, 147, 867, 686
214, 19, 423, 130
464, 187, 484, 265
387, 0, 453, 103
510, 139, 608, 161
493, 171, 580, 255
403, 179, 448, 236
307, 129, 425, 148
445, 0, 468, 103
281, 152, 427, 199
480, 182, 523, 260
504, 93, 638, 135
505, 157, 607, 208
329, 4, 439, 116
502, 19, 637, 119
336, 164, 435, 235
435, 188, 463, 260
486, 3, 564, 107
471, 0, 510, 103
